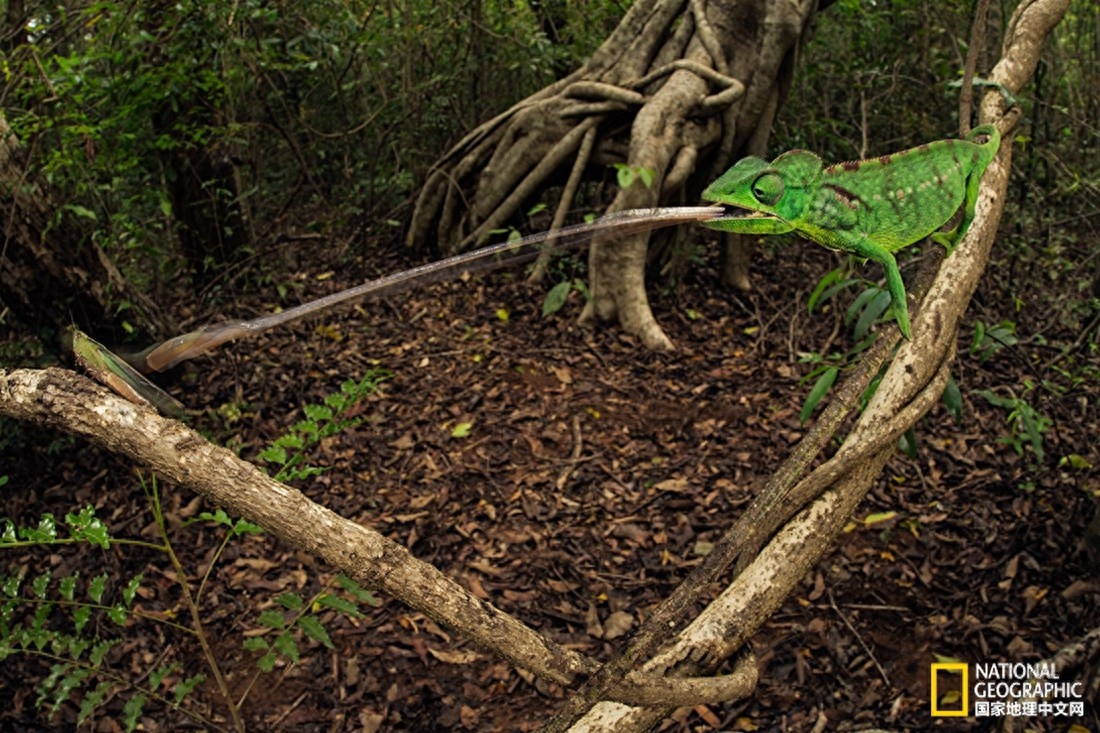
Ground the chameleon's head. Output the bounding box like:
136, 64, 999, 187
700, 151, 822, 232
702, 157, 783, 214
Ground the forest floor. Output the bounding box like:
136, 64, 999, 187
2, 232, 1099, 732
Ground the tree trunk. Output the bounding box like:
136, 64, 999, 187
147, 1, 249, 281
0, 112, 172, 340
408, 0, 825, 349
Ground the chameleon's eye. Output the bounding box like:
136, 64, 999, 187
751, 174, 784, 206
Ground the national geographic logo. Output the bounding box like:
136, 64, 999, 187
931, 661, 1086, 718
930, 663, 968, 717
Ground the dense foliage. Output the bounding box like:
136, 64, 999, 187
1, 0, 617, 286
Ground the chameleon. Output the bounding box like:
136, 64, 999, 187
700, 124, 1001, 339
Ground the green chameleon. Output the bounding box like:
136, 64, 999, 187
701, 124, 1001, 339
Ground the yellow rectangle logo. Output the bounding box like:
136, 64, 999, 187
931, 663, 968, 717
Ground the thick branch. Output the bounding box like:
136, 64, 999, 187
0, 368, 590, 686
0, 368, 750, 710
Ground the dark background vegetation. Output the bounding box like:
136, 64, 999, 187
1, 0, 1098, 730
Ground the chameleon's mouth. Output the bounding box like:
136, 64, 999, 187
709, 205, 773, 223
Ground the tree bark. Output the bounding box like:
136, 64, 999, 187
408, 0, 824, 349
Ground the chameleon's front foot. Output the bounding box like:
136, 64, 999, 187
892, 300, 912, 340
878, 254, 912, 340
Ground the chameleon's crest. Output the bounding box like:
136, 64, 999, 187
770, 150, 823, 188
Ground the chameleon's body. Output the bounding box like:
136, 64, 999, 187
701, 124, 1001, 338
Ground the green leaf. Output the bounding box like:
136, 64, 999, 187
807, 268, 843, 313
67, 637, 91, 661
231, 519, 265, 536
122, 573, 142, 606
303, 404, 333, 422
976, 389, 1015, 409
259, 445, 288, 464
846, 287, 880, 324
149, 662, 180, 690
1059, 454, 1092, 470
65, 204, 98, 220
77, 680, 113, 726
32, 602, 52, 636
32, 571, 51, 599
1019, 407, 1045, 461
257, 650, 277, 672
451, 421, 473, 438
73, 606, 91, 633
336, 574, 377, 605
854, 289, 892, 340
173, 673, 205, 704
942, 376, 963, 423
22, 514, 58, 542
296, 615, 334, 649
67, 506, 110, 548
90, 640, 114, 666
108, 604, 127, 625
273, 631, 300, 663
243, 637, 269, 652
52, 667, 91, 714
971, 320, 986, 354
195, 509, 232, 527
122, 692, 147, 732
60, 574, 77, 602
258, 609, 286, 630
277, 592, 303, 610
801, 366, 839, 424
615, 164, 634, 189
542, 280, 572, 317
317, 594, 363, 617
88, 573, 107, 604
898, 427, 918, 459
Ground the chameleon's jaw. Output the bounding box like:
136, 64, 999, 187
708, 205, 777, 224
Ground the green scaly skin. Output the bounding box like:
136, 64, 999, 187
701, 125, 1001, 339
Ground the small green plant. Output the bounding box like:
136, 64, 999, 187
612, 163, 656, 190
976, 384, 1051, 462
0, 505, 214, 731
798, 358, 840, 424
242, 574, 377, 673
970, 320, 1018, 362
259, 371, 391, 482
542, 277, 591, 317
808, 264, 902, 341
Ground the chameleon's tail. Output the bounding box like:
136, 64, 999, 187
967, 124, 1001, 156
